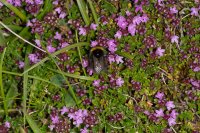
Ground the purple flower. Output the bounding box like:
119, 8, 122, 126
156, 47, 165, 57
116, 16, 128, 29
190, 79, 200, 88
155, 92, 164, 100
7, 0, 21, 6
108, 54, 115, 64
47, 45, 56, 53
60, 106, 69, 115
133, 0, 139, 4
154, 108, 164, 117
91, 40, 98, 47
82, 58, 88, 68
144, 110, 150, 115
4, 121, 11, 128
48, 124, 55, 131
68, 109, 88, 127
79, 27, 87, 36
18, 61, 25, 69
168, 117, 176, 126
128, 23, 137, 36
171, 35, 179, 44
51, 115, 59, 124
90, 23, 98, 30
141, 14, 149, 23
0, 2, 3, 8
191, 7, 199, 16
54, 32, 62, 40
116, 77, 124, 87
60, 42, 69, 48
35, 0, 43, 5
26, 20, 33, 27
88, 69, 93, 75
193, 66, 200, 72
25, 0, 34, 5
93, 79, 101, 87
170, 110, 178, 119
108, 47, 117, 53
108, 39, 117, 53
115, 55, 124, 64
126, 10, 131, 16
80, 127, 88, 133
59, 12, 66, 19
35, 39, 41, 47
114, 30, 122, 39
13, 0, 22, 6
195, 0, 199, 3
55, 7, 61, 14
135, 4, 143, 13
132, 16, 142, 25
165, 101, 175, 111
28, 54, 39, 63
53, 0, 58, 5
170, 6, 178, 14
158, 0, 164, 6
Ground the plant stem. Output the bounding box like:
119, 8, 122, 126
0, 48, 8, 116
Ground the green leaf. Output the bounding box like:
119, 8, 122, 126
28, 75, 62, 89
102, 0, 117, 14
64, 89, 76, 107
5, 81, 18, 108
0, 0, 27, 22
116, 51, 134, 60
87, 0, 98, 24
48, 68, 96, 81
76, 0, 90, 25
0, 30, 6, 46
50, 74, 65, 86
25, 113, 42, 133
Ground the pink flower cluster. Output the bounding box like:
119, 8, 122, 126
108, 54, 123, 64
115, 13, 149, 38
92, 79, 108, 94
154, 92, 178, 126
68, 109, 88, 127
28, 53, 40, 63
54, 6, 66, 19
109, 75, 124, 88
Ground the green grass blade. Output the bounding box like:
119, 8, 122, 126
22, 42, 90, 74
0, 0, 27, 22
0, 109, 20, 114
48, 68, 96, 81
87, 0, 98, 24
11, 27, 29, 43
0, 22, 46, 53
19, 127, 26, 133
28, 75, 62, 89
23, 46, 32, 127
76, 0, 90, 25
25, 113, 42, 133
2, 70, 22, 76
75, 30, 86, 76
0, 30, 6, 46
46, 51, 79, 105
36, 0, 53, 20
116, 51, 134, 60
5, 81, 18, 108
0, 47, 8, 116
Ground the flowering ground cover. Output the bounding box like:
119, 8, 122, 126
0, 0, 200, 132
